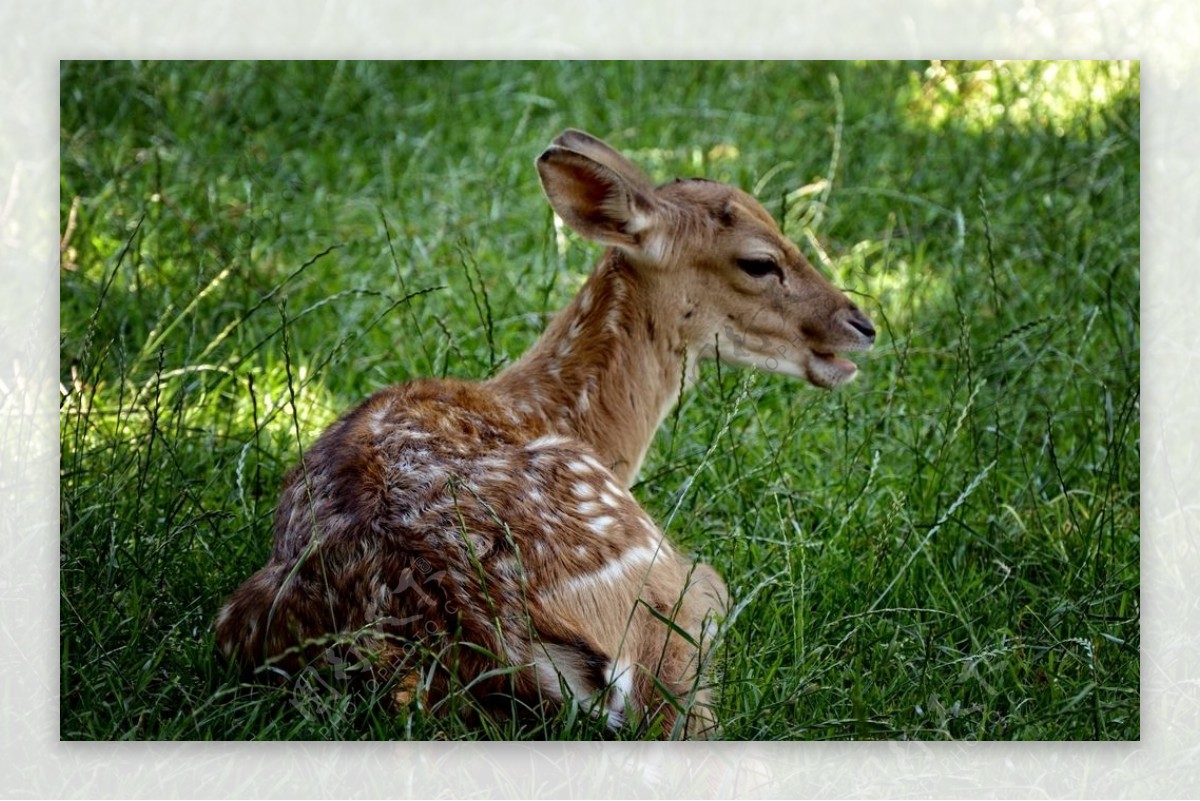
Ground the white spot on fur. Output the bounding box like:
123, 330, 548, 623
572, 481, 595, 499
586, 515, 616, 536
604, 307, 622, 335
527, 434, 572, 451
478, 455, 511, 471
559, 543, 657, 596
567, 459, 592, 475
369, 403, 393, 436
477, 470, 510, 486
581, 454, 605, 472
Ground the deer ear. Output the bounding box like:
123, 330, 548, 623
536, 130, 661, 251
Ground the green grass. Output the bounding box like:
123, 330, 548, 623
59, 60, 1140, 740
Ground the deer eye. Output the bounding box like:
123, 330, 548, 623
736, 257, 783, 281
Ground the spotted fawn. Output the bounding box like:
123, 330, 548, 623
216, 129, 876, 738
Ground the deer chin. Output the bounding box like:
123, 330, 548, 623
709, 342, 855, 389
710, 342, 806, 381
805, 350, 859, 388
709, 340, 861, 389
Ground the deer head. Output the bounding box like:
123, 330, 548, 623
536, 129, 876, 390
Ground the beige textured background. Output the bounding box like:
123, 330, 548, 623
3, 1, 1191, 796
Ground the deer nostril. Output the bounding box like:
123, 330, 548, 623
846, 310, 876, 341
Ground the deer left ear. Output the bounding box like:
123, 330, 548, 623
536, 131, 662, 252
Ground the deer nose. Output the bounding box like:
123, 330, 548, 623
843, 306, 876, 343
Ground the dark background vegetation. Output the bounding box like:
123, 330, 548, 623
60, 60, 1139, 740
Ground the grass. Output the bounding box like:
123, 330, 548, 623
59, 60, 1140, 741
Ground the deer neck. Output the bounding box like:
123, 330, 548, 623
488, 251, 695, 486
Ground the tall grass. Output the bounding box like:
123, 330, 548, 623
59, 60, 1139, 740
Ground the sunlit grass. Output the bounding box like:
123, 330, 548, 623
60, 60, 1139, 741
902, 60, 1139, 135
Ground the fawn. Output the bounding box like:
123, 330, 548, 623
216, 129, 876, 738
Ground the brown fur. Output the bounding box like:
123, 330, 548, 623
216, 129, 875, 738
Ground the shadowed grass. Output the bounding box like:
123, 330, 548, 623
60, 60, 1139, 740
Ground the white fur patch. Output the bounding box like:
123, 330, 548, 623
559, 543, 657, 596
605, 658, 635, 728
369, 403, 394, 436
641, 230, 669, 264
586, 515, 616, 536
604, 307, 622, 335
626, 210, 652, 235
581, 454, 606, 472
526, 434, 572, 450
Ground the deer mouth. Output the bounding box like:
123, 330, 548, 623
808, 349, 860, 387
